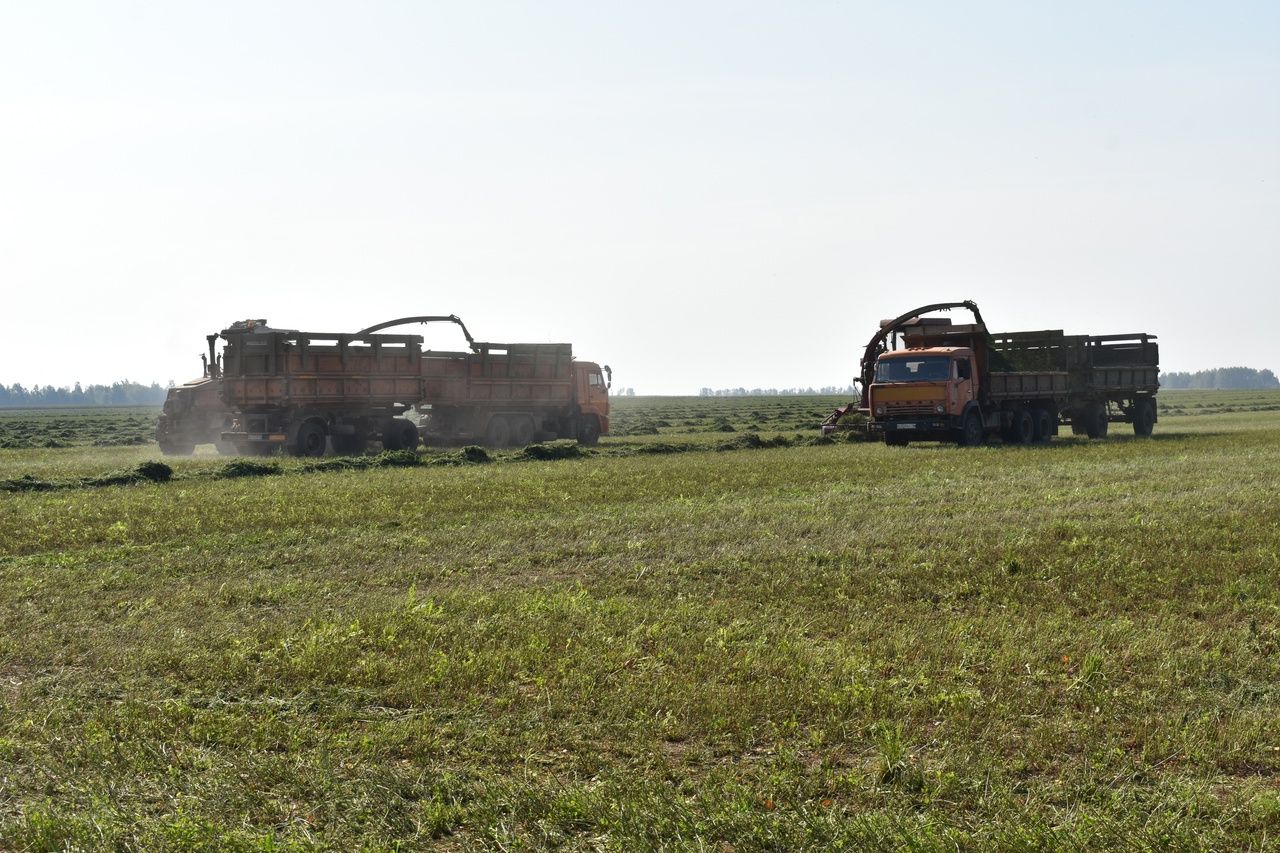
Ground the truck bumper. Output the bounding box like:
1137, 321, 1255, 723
220, 432, 287, 445
870, 417, 959, 439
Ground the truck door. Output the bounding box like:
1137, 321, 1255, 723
586, 368, 607, 410
953, 357, 975, 413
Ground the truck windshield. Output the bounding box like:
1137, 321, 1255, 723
876, 356, 951, 383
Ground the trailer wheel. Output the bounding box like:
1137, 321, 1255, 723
291, 421, 328, 457
1010, 409, 1035, 444
959, 411, 984, 447
1133, 399, 1155, 437
484, 416, 512, 448
578, 416, 601, 446
1085, 403, 1109, 439
1032, 408, 1054, 443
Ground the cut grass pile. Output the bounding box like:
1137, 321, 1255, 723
0, 396, 1278, 848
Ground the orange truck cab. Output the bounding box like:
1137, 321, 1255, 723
574, 362, 611, 443
868, 347, 976, 444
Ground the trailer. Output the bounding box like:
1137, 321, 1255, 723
824, 301, 1159, 446
158, 315, 610, 456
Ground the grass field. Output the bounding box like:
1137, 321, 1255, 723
1, 392, 1279, 849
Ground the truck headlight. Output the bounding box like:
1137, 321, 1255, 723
935, 404, 945, 414
875, 405, 885, 416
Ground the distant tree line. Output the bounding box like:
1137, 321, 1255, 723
0, 381, 170, 408
699, 386, 856, 397
1159, 367, 1278, 390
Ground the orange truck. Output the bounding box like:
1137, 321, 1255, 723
159, 315, 610, 456
824, 301, 1159, 446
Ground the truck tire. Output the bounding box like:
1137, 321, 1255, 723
959, 411, 984, 447
1032, 408, 1054, 443
1133, 399, 1155, 437
1085, 403, 1109, 439
578, 416, 601, 446
484, 416, 512, 448
290, 420, 328, 457
884, 434, 909, 447
1010, 409, 1035, 444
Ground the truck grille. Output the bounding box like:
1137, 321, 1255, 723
887, 403, 939, 416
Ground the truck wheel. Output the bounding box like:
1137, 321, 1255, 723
1032, 408, 1054, 443
884, 434, 909, 447
1085, 403, 1109, 439
1011, 409, 1035, 444
1133, 399, 1155, 437
959, 411, 984, 447
290, 421, 327, 457
484, 416, 511, 448
578, 417, 601, 446
509, 416, 535, 447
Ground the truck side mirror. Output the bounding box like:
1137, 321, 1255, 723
604, 365, 612, 389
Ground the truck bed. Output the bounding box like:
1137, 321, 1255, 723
987, 371, 1069, 398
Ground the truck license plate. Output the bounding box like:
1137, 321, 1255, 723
898, 424, 915, 430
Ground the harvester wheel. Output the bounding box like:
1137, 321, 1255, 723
1032, 408, 1054, 443
1085, 403, 1109, 439
158, 442, 194, 456
1133, 399, 1155, 437
1011, 409, 1035, 444
959, 411, 984, 447
215, 441, 237, 456
381, 421, 403, 450
578, 417, 601, 446
291, 421, 328, 457
484, 416, 511, 448
395, 420, 420, 451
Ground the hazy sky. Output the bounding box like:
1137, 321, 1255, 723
2, 2, 1276, 393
